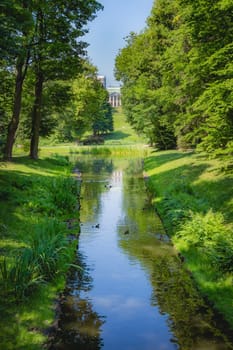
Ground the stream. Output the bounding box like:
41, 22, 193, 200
51, 157, 233, 350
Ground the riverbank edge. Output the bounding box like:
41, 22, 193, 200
0, 155, 81, 350
144, 150, 233, 329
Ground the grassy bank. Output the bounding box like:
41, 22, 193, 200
0, 154, 81, 349
144, 150, 233, 327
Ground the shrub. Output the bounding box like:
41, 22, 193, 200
175, 210, 233, 273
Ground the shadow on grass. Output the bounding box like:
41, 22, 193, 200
146, 151, 233, 223
7, 156, 70, 176
104, 131, 131, 141
146, 151, 194, 170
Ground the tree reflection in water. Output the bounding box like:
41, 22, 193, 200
50, 252, 105, 350
119, 169, 233, 350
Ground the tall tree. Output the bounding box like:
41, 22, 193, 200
173, 0, 233, 153
115, 0, 178, 149
70, 65, 113, 140
1, 0, 33, 160
29, 0, 103, 159
1, 0, 103, 160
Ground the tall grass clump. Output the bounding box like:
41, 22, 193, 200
30, 219, 72, 281
25, 175, 80, 217
0, 219, 75, 303
0, 250, 42, 302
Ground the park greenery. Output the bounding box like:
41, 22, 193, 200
1, 0, 233, 347
0, 153, 81, 349
144, 151, 233, 328
115, 0, 233, 158
0, 0, 113, 161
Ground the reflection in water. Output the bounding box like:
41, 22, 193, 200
51, 157, 233, 350
51, 252, 105, 350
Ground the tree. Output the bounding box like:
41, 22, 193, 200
1, 0, 34, 160
115, 0, 178, 149
29, 0, 103, 159
1, 0, 103, 160
70, 65, 113, 140
115, 0, 233, 155
173, 0, 233, 153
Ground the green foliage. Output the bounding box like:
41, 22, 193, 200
175, 211, 233, 273
145, 150, 233, 326
1, 0, 104, 159
0, 219, 75, 302
67, 66, 114, 141
115, 0, 233, 156
24, 175, 79, 216
30, 219, 72, 280
0, 155, 81, 348
0, 252, 42, 301
115, 0, 178, 149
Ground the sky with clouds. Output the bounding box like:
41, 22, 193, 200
85, 0, 154, 86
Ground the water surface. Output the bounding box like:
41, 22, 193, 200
52, 157, 233, 350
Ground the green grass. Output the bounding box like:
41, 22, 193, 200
144, 150, 233, 327
104, 107, 146, 145
0, 154, 80, 349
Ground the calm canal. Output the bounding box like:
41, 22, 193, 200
51, 157, 233, 350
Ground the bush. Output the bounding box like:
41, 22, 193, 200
175, 210, 233, 273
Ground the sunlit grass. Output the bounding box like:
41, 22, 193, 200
105, 107, 146, 145
0, 154, 80, 349
144, 150, 233, 328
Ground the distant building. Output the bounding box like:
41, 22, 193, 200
107, 86, 121, 108
97, 75, 106, 88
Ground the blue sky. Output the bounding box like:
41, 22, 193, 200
85, 0, 154, 86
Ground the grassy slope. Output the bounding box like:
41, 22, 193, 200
0, 156, 79, 349
104, 107, 145, 145
144, 150, 233, 327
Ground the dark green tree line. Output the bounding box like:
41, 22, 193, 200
115, 0, 233, 156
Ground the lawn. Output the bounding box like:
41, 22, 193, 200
144, 150, 233, 328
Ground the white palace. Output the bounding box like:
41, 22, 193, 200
107, 86, 121, 108
97, 75, 121, 108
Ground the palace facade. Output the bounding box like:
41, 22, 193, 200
107, 86, 121, 108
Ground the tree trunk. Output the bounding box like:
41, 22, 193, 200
3, 60, 24, 161
30, 70, 43, 160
